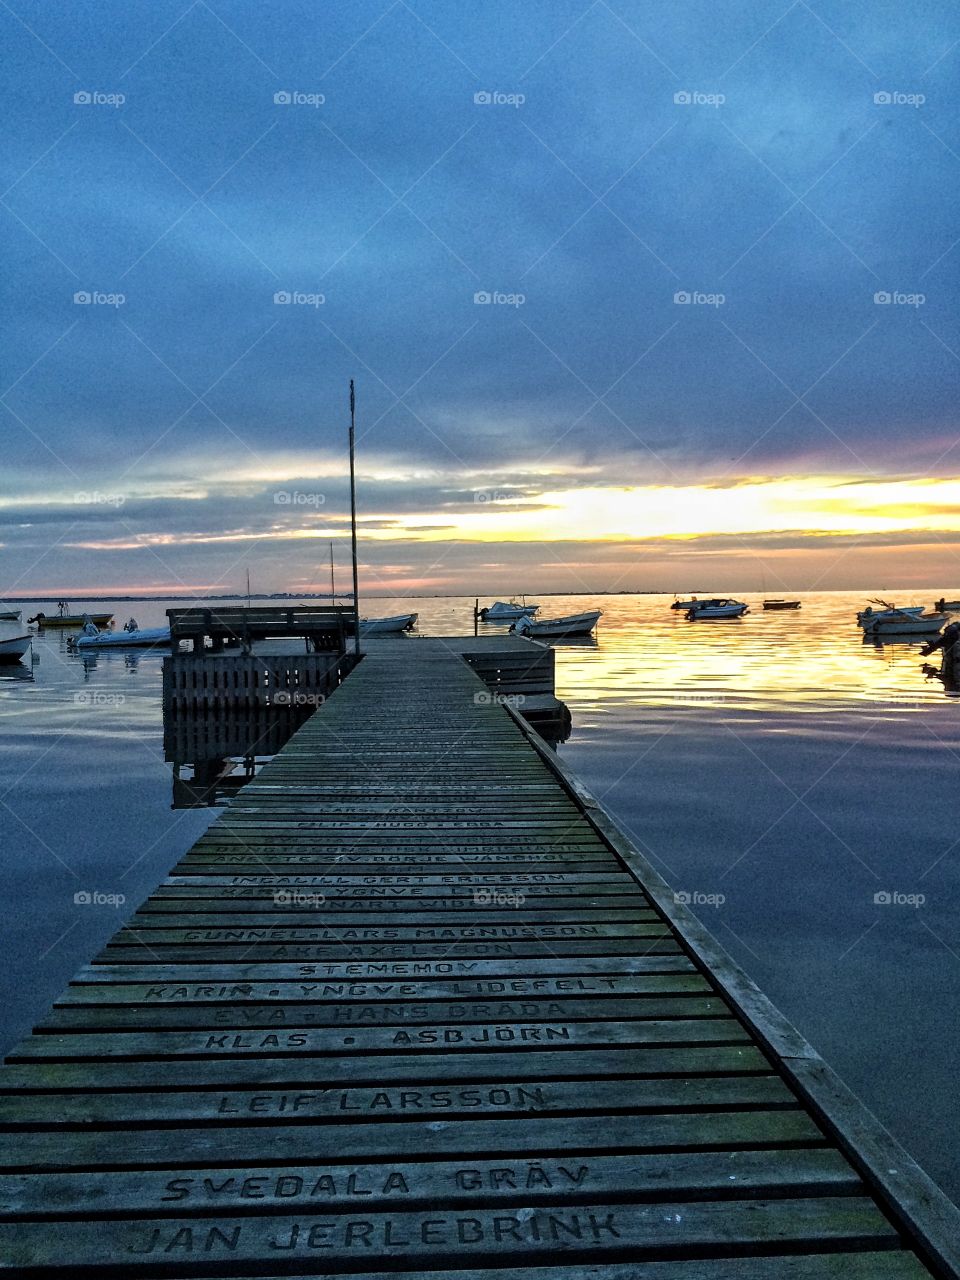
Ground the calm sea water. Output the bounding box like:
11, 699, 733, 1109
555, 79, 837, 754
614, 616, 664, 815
0, 591, 957, 1198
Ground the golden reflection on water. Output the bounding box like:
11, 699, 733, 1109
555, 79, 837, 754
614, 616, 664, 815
3, 590, 953, 714
496, 591, 954, 714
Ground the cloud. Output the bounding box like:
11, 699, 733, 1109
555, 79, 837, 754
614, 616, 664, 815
2, 1, 957, 591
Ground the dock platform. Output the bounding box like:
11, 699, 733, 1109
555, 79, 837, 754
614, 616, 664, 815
0, 637, 958, 1276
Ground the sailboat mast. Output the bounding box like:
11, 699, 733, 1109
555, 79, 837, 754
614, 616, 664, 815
348, 380, 361, 654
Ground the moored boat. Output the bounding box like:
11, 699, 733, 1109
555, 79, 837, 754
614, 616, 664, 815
72, 618, 170, 649
28, 602, 114, 629
359, 613, 418, 635
0, 634, 32, 663
686, 598, 749, 620
856, 600, 923, 626
512, 610, 602, 638
763, 599, 801, 611
860, 609, 946, 637
0, 609, 21, 622
933, 598, 960, 612
479, 600, 539, 621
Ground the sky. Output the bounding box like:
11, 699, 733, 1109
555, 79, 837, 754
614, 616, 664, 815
2, 0, 959, 598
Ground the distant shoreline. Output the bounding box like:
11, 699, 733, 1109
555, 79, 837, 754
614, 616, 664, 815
3, 588, 949, 603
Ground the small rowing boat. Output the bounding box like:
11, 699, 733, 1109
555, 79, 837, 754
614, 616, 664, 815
860, 609, 947, 637
0, 609, 21, 622
856, 600, 923, 626
359, 613, 418, 635
512, 610, 601, 638
0, 634, 32, 663
762, 599, 801, 611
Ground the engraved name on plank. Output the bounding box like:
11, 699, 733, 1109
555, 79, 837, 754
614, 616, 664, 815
198, 1024, 575, 1051
140, 976, 625, 1001
162, 926, 607, 943
129, 1207, 621, 1255
215, 1084, 548, 1116
160, 1158, 591, 1205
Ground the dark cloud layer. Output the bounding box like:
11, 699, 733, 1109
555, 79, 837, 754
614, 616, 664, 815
2, 0, 959, 591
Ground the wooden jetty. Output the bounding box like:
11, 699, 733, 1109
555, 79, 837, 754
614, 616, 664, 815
0, 637, 958, 1276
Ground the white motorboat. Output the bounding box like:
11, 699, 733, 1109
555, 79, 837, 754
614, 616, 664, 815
0, 609, 21, 622
860, 609, 947, 637
0, 634, 32, 663
72, 618, 171, 649
479, 600, 539, 621
686, 598, 749, 620
512, 610, 602, 638
359, 613, 418, 635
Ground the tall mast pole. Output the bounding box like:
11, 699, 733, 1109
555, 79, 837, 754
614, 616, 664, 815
348, 379, 361, 655
329, 541, 335, 599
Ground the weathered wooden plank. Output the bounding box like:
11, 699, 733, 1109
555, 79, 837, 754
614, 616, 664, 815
0, 1074, 792, 1126
0, 1045, 771, 1092
11, 1017, 750, 1061
0, 1111, 826, 1172
90, 1261, 929, 1280
161, 873, 630, 886
125, 907, 660, 925
67, 955, 700, 984
0, 1148, 861, 1220
139, 898, 654, 913
0, 1198, 898, 1271
40, 993, 726, 1031
94, 940, 689, 962
109, 923, 672, 944
57, 973, 709, 1005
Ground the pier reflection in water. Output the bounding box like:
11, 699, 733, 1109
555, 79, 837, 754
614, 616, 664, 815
165, 704, 318, 808
162, 644, 572, 808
